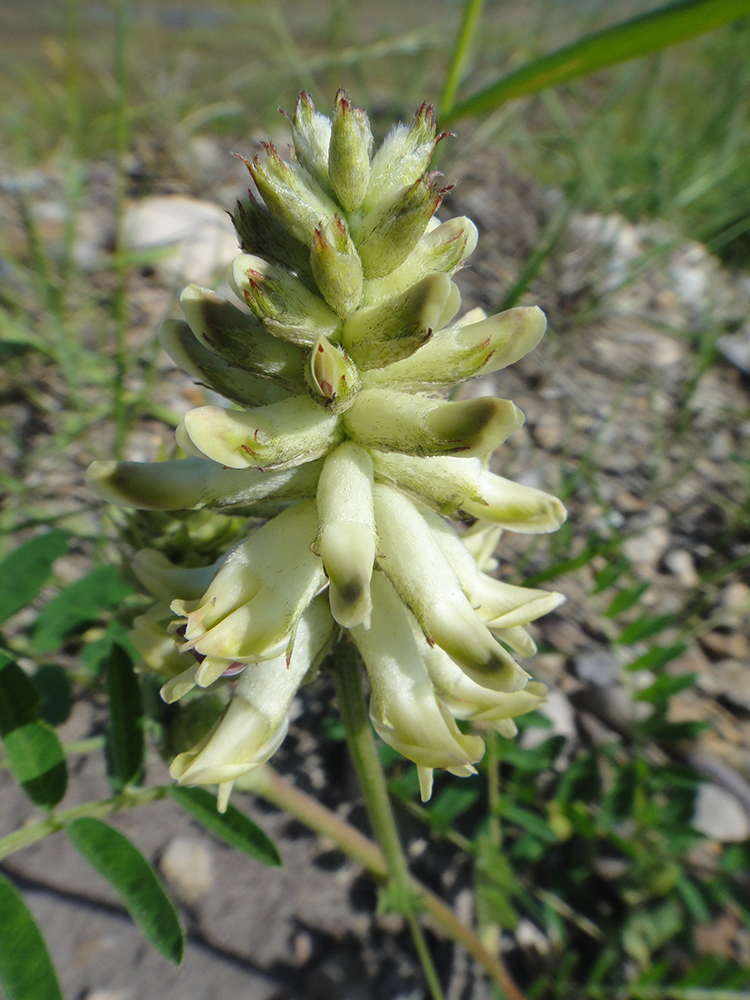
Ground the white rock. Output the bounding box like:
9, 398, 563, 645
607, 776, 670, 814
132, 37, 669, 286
623, 525, 669, 571
521, 690, 576, 750
159, 835, 214, 903
123, 195, 239, 285
692, 783, 750, 842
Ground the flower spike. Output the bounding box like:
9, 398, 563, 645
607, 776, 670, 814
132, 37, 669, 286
89, 91, 566, 806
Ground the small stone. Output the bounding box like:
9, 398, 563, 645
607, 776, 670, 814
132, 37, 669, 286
159, 836, 214, 904
664, 549, 699, 586
575, 651, 620, 685
701, 631, 750, 661
692, 783, 750, 842
123, 195, 238, 285
711, 661, 750, 713
623, 525, 669, 572
516, 919, 549, 954
84, 992, 131, 1000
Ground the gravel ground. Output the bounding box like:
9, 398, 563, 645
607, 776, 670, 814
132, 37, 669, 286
1, 138, 749, 998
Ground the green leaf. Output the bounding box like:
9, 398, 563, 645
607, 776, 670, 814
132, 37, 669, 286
168, 786, 282, 867
31, 664, 73, 726
624, 642, 688, 673
30, 565, 133, 653
0, 529, 69, 626
605, 581, 650, 618
592, 556, 631, 595
104, 644, 144, 792
426, 784, 480, 835
616, 613, 674, 645
675, 873, 712, 924
447, 0, 750, 121
498, 802, 560, 843
66, 818, 184, 964
0, 659, 67, 809
635, 671, 696, 704
81, 618, 139, 675
0, 873, 64, 1000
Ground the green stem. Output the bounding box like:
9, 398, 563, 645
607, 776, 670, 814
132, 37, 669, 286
0, 785, 169, 862
247, 763, 529, 1000
112, 0, 131, 457
440, 0, 486, 118
331, 642, 445, 1000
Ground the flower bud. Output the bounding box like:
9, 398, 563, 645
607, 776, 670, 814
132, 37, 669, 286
316, 443, 376, 628
172, 501, 327, 665
310, 215, 363, 318
178, 395, 344, 471
425, 643, 548, 730
372, 484, 530, 692
328, 89, 372, 212
86, 456, 323, 515
370, 451, 567, 533
365, 102, 445, 209
170, 596, 336, 811
422, 508, 565, 627
364, 305, 547, 389
361, 217, 478, 308
344, 388, 524, 458
231, 253, 340, 346
286, 91, 332, 187
179, 284, 307, 391
342, 273, 455, 369
354, 173, 449, 278
351, 574, 484, 800
243, 142, 338, 247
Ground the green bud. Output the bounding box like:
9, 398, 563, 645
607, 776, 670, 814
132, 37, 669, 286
310, 215, 363, 318
243, 143, 338, 247
342, 273, 455, 370
286, 91, 332, 187
179, 284, 307, 392
159, 319, 287, 408
86, 457, 323, 516
362, 305, 547, 390
231, 253, 341, 345
354, 172, 450, 278
231, 194, 313, 282
179, 395, 344, 470
361, 216, 478, 307
370, 451, 568, 533
328, 89, 372, 212
365, 103, 447, 209
343, 388, 524, 458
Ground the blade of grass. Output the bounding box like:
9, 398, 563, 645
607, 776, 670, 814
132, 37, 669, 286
113, 0, 131, 457
439, 0, 485, 118
445, 0, 750, 122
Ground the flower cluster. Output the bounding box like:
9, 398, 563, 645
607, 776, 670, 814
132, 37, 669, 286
88, 92, 566, 810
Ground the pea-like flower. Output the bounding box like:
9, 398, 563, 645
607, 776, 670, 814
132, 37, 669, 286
88, 92, 566, 808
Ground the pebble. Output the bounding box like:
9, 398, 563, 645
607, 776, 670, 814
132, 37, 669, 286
664, 548, 699, 586
159, 836, 214, 904
623, 525, 670, 572
692, 782, 750, 842
123, 195, 239, 285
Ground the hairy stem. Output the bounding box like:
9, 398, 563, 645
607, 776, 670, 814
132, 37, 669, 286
248, 763, 528, 1000
330, 642, 445, 1000
0, 786, 169, 861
